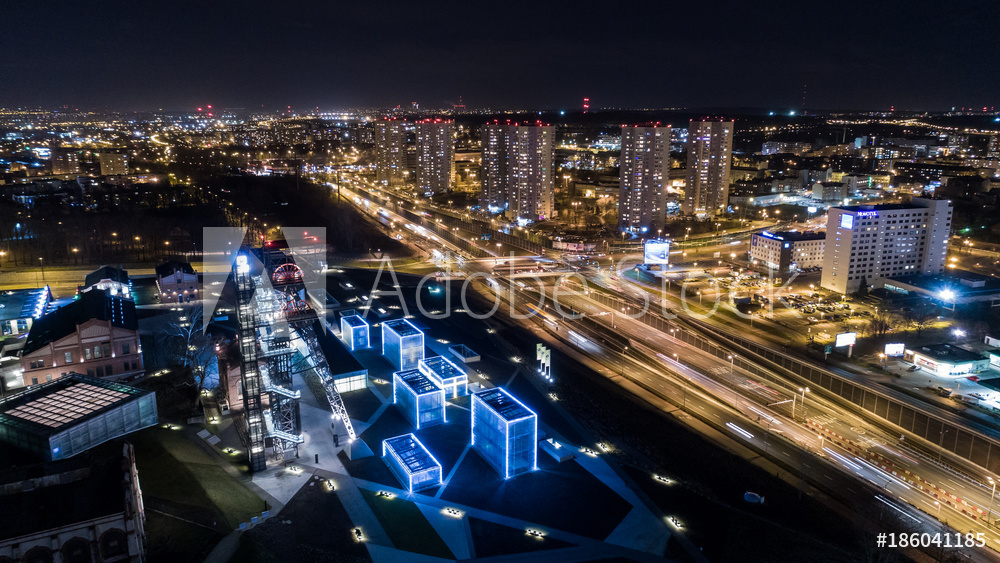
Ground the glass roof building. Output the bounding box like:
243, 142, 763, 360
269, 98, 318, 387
393, 369, 446, 429
340, 314, 370, 351
0, 373, 158, 461
418, 356, 468, 399
382, 319, 424, 371
471, 387, 537, 479
382, 433, 442, 493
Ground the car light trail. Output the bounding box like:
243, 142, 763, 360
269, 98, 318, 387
726, 422, 754, 440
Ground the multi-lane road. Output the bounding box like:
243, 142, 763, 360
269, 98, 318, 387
320, 169, 1000, 560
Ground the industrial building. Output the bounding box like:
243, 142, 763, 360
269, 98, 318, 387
418, 356, 468, 399
382, 433, 443, 493
382, 319, 424, 371
392, 369, 446, 429
19, 289, 144, 387
0, 286, 50, 337
340, 314, 369, 351
0, 443, 147, 562
0, 374, 157, 461
471, 387, 537, 479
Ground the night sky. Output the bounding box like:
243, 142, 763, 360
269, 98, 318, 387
3, 1, 998, 112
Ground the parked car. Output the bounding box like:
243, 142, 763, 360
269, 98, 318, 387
907, 365, 921, 372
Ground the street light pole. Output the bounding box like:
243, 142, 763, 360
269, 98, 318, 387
988, 477, 997, 527
728, 355, 735, 384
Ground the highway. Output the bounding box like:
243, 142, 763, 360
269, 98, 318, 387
317, 169, 1000, 560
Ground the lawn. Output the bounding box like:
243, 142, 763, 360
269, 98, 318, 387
359, 488, 453, 559
468, 517, 574, 557
144, 512, 223, 563
131, 426, 265, 529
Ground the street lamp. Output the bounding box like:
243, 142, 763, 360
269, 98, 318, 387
988, 477, 997, 526
38, 257, 44, 280
728, 354, 735, 384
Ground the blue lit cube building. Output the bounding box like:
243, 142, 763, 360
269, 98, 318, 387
381, 319, 424, 371
471, 388, 538, 479
382, 433, 443, 493
418, 356, 468, 399
393, 369, 446, 429
340, 314, 370, 351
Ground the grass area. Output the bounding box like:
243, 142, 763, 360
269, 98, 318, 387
131, 426, 264, 529
359, 488, 453, 559
145, 513, 223, 563
236, 475, 370, 563
468, 516, 574, 557
340, 386, 382, 422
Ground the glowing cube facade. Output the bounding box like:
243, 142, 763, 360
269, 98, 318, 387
393, 369, 446, 429
382, 433, 442, 493
471, 388, 537, 479
418, 356, 468, 399
340, 314, 369, 350
382, 319, 424, 371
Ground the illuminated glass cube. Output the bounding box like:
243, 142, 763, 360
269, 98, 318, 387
382, 433, 442, 493
418, 356, 468, 399
393, 369, 446, 429
381, 319, 424, 370
471, 388, 537, 479
340, 314, 370, 350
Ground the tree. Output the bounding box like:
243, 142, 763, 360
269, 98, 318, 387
162, 305, 217, 392
900, 301, 936, 341
866, 308, 898, 341
854, 276, 870, 298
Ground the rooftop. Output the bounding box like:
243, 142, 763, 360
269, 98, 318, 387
0, 374, 150, 436
383, 433, 440, 474
312, 320, 365, 375
420, 356, 466, 381
84, 265, 129, 288
757, 230, 825, 242
913, 344, 985, 364
0, 451, 128, 541
0, 287, 49, 323
885, 270, 1000, 296
394, 369, 441, 396
383, 318, 422, 337
342, 314, 368, 328
155, 260, 195, 278
475, 387, 534, 422
23, 289, 137, 355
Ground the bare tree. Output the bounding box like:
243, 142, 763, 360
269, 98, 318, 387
866, 308, 899, 341
162, 304, 217, 392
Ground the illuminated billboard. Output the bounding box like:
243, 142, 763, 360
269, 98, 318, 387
643, 240, 671, 265
835, 332, 857, 347
839, 214, 854, 229
884, 343, 905, 357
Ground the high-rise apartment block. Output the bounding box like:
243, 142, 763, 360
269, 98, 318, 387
683, 119, 733, 217
821, 197, 953, 294
480, 121, 554, 221
97, 151, 128, 176
619, 124, 670, 233
375, 119, 408, 186
51, 147, 80, 175
415, 119, 455, 195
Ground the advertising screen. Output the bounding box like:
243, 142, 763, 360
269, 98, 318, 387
643, 240, 671, 265
839, 214, 854, 229
884, 343, 905, 357
835, 332, 857, 347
